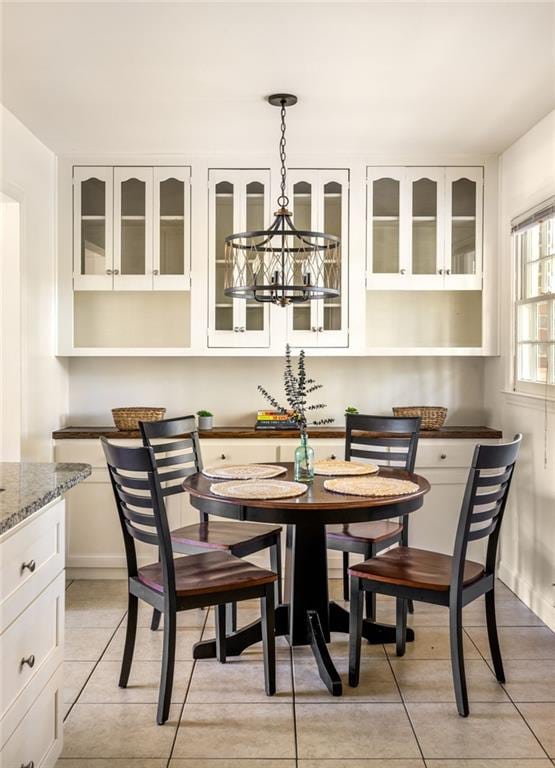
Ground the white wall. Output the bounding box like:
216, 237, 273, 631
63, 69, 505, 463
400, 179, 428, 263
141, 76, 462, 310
0, 106, 68, 461
485, 110, 555, 630
68, 355, 487, 427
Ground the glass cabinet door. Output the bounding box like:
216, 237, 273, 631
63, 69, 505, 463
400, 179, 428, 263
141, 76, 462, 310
208, 169, 270, 347
368, 169, 403, 278
322, 179, 344, 335
445, 167, 483, 288
114, 167, 153, 290
290, 177, 318, 339
153, 167, 190, 289
73, 167, 113, 290
407, 168, 444, 284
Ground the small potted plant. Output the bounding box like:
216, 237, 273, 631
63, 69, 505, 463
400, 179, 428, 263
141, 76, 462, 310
196, 410, 214, 430
345, 406, 359, 415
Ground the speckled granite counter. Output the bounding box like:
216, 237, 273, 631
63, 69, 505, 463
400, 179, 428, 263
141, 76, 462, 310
0, 462, 91, 535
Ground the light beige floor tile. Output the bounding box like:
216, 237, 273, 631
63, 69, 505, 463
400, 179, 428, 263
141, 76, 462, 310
172, 703, 295, 758
299, 761, 425, 768
62, 703, 180, 758
63, 661, 95, 716
517, 703, 555, 756
137, 601, 207, 628
384, 627, 480, 660
380, 602, 449, 627
57, 761, 166, 767
203, 606, 262, 632
390, 659, 509, 703
502, 660, 555, 702
66, 579, 129, 601
65, 603, 127, 628
103, 626, 201, 661
462, 597, 545, 627
187, 657, 292, 702
293, 657, 401, 703
79, 660, 193, 703
170, 761, 296, 767
466, 626, 555, 660
65, 627, 116, 661
494, 579, 518, 600
425, 760, 553, 767
295, 702, 420, 759
406, 702, 546, 759
292, 631, 385, 660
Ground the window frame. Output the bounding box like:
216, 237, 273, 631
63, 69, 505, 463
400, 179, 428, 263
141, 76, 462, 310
512, 198, 555, 398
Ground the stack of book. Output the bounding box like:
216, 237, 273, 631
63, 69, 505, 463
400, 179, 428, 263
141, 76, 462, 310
255, 410, 298, 430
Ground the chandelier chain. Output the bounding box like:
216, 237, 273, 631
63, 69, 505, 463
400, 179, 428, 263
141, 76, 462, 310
278, 100, 289, 208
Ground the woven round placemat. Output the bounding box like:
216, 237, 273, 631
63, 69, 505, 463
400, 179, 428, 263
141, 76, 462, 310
324, 476, 419, 497
202, 464, 287, 480
210, 479, 307, 500
314, 459, 379, 476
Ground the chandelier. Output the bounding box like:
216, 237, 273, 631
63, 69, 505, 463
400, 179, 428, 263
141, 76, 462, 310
223, 94, 341, 307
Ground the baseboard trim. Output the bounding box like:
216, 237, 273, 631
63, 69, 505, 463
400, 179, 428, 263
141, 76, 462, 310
497, 562, 555, 632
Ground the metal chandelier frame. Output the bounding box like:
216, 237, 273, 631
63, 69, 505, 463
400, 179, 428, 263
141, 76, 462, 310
223, 94, 341, 307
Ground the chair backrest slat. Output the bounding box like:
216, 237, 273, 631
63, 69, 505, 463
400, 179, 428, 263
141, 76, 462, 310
451, 434, 522, 587
150, 438, 195, 454
346, 414, 420, 472
102, 437, 176, 595
140, 416, 202, 501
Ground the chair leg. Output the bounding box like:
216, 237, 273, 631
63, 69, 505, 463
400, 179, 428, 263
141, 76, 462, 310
407, 599, 415, 614
225, 603, 237, 634
150, 608, 162, 631
485, 587, 505, 683
400, 520, 414, 615
119, 593, 138, 688
348, 576, 363, 687
342, 552, 350, 601
215, 604, 227, 663
270, 538, 283, 605
157, 607, 176, 725
365, 545, 376, 621
396, 598, 407, 657
450, 599, 469, 717
261, 583, 276, 696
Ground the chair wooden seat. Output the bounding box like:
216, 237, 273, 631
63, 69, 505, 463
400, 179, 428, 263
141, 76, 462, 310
171, 520, 282, 550
349, 546, 484, 591
138, 550, 277, 598
327, 521, 403, 545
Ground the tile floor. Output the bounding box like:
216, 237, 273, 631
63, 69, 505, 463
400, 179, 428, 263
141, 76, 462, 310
58, 578, 555, 767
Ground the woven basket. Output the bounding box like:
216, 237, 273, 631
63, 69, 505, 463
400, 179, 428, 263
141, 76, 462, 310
112, 407, 166, 431
392, 406, 447, 431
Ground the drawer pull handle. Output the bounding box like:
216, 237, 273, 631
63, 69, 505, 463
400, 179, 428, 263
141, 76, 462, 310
440, 453, 447, 460
330, 454, 336, 460
21, 762, 34, 768
220, 454, 226, 460
20, 655, 35, 670
21, 560, 36, 574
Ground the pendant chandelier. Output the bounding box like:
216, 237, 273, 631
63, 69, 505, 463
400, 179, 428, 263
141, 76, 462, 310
223, 94, 341, 307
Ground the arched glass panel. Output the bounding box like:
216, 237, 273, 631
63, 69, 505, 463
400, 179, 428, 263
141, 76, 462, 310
373, 178, 399, 273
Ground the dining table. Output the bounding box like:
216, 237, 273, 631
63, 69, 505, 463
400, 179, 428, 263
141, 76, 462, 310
183, 463, 430, 696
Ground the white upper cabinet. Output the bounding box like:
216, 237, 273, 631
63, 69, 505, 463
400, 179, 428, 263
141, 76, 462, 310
367, 166, 483, 290
208, 169, 271, 348
73, 167, 114, 290
73, 165, 190, 291
287, 169, 349, 347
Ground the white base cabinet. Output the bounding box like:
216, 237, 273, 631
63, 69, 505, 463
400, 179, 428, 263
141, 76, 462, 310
0, 500, 66, 768
55, 436, 496, 577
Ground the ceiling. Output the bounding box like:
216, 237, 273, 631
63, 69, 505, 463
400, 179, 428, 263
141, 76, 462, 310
1, 1, 554, 156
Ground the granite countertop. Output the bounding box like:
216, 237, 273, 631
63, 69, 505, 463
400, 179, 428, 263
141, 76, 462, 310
0, 462, 91, 535
52, 425, 503, 440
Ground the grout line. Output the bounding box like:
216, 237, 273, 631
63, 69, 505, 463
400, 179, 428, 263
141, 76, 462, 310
384, 642, 427, 764
289, 640, 299, 768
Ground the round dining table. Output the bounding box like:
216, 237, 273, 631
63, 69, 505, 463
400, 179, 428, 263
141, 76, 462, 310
183, 463, 430, 696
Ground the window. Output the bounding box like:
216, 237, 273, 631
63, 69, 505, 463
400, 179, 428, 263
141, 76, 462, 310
513, 198, 555, 394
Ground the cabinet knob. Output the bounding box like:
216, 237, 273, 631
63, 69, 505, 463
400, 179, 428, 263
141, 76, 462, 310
400, 268, 406, 275
21, 560, 36, 574
153, 269, 159, 275
21, 762, 34, 768
446, 269, 451, 275
220, 454, 226, 460
330, 454, 336, 460
233, 327, 240, 333
113, 269, 120, 275
440, 453, 447, 460
20, 655, 35, 670
318, 326, 323, 333
311, 327, 317, 332
240, 327, 245, 332
438, 269, 444, 275
105, 269, 112, 275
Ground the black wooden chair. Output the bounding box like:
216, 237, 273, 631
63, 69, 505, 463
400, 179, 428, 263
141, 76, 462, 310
101, 437, 277, 725
348, 434, 522, 717
140, 415, 283, 633
326, 414, 420, 619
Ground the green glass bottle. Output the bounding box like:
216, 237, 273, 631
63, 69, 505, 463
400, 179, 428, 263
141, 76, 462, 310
294, 432, 314, 482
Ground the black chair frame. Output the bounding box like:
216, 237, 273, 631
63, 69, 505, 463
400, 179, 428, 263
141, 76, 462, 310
102, 437, 276, 725
140, 415, 282, 633
348, 434, 522, 717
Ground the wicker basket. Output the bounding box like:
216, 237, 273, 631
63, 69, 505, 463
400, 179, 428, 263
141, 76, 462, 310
111, 407, 166, 431
392, 406, 448, 431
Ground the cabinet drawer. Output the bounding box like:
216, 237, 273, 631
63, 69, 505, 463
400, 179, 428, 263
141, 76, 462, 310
0, 500, 64, 631
200, 441, 278, 468
415, 442, 476, 469
279, 440, 344, 463
1, 663, 63, 766
55, 438, 140, 468
0, 572, 64, 721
